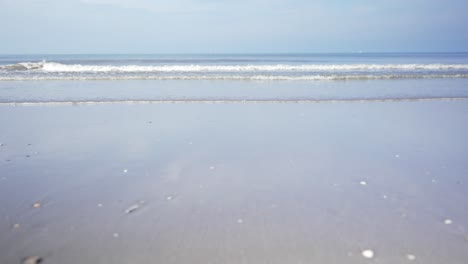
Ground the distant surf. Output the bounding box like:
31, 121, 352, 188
1, 61, 468, 81
1, 53, 468, 81
3, 61, 468, 72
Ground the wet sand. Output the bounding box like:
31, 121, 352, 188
1, 101, 468, 264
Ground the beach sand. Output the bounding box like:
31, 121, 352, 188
1, 101, 468, 263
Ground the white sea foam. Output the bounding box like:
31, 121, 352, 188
1, 74, 467, 81
2, 62, 468, 73
2, 61, 468, 81
40, 63, 468, 72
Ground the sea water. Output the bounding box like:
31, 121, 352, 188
1, 53, 468, 103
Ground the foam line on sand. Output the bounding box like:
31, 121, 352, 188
0, 97, 468, 106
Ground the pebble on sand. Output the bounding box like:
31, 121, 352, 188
237, 218, 244, 224
123, 169, 128, 173
361, 249, 374, 259
360, 181, 367, 186
166, 195, 173, 201
33, 203, 41, 208
22, 256, 43, 264
13, 223, 20, 229
407, 254, 416, 261
395, 154, 400, 158
209, 166, 215, 170
113, 233, 119, 238
444, 219, 453, 225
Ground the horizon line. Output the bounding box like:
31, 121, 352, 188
1, 51, 468, 56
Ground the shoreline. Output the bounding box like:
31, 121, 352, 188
1, 96, 468, 106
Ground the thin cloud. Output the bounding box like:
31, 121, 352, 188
80, 0, 217, 12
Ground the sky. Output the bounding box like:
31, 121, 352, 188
0, 0, 467, 54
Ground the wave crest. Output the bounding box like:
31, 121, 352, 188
2, 61, 468, 73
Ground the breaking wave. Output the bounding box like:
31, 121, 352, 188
1, 61, 468, 72
2, 61, 468, 81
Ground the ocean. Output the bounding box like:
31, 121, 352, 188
1, 53, 468, 103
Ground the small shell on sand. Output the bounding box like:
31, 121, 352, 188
237, 218, 244, 224
13, 223, 20, 229
395, 154, 400, 158
125, 201, 145, 214
444, 219, 453, 225
209, 166, 215, 170
361, 249, 374, 259
33, 203, 41, 208
123, 169, 128, 173
166, 195, 173, 201
125, 204, 139, 214
407, 254, 416, 261
113, 233, 119, 238
360, 181, 367, 186
22, 256, 43, 264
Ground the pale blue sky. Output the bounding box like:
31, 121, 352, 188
1, 0, 467, 54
